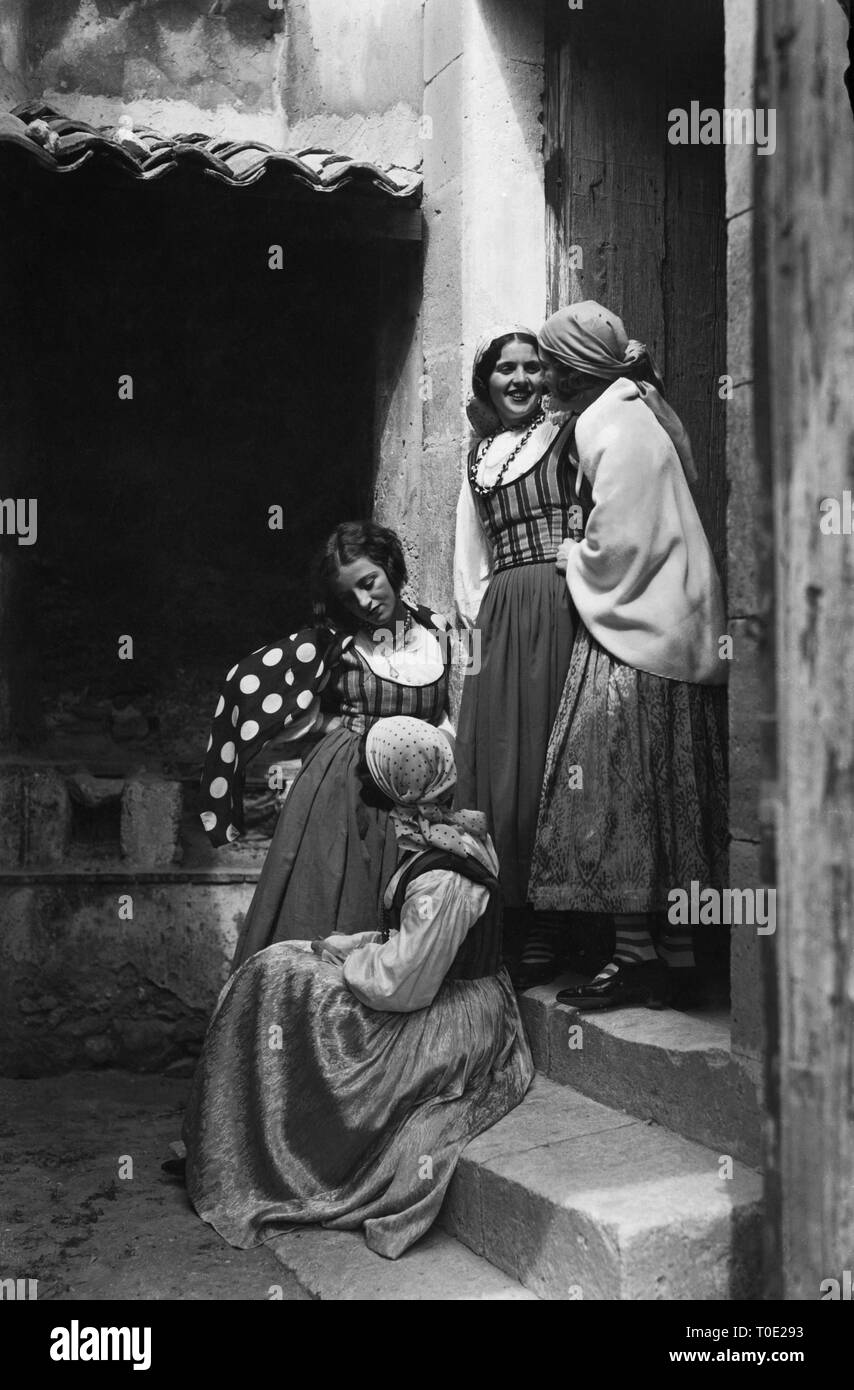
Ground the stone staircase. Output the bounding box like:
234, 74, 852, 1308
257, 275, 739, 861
442, 1073, 762, 1300
518, 975, 761, 1168
267, 975, 763, 1301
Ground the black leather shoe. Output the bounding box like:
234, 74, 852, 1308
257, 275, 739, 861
556, 959, 667, 1011
510, 957, 561, 991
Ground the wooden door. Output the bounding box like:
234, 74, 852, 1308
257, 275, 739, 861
544, 0, 727, 571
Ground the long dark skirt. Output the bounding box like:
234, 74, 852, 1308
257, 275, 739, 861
182, 946, 534, 1260
529, 626, 729, 913
231, 727, 397, 970
455, 562, 575, 908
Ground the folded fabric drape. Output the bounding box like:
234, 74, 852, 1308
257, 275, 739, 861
565, 378, 727, 685
539, 301, 698, 484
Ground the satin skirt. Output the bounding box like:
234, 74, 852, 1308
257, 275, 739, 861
455, 561, 575, 907
231, 727, 398, 970
529, 625, 729, 913
182, 946, 534, 1260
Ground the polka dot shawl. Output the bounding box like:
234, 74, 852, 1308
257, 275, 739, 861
199, 625, 351, 847
199, 608, 452, 848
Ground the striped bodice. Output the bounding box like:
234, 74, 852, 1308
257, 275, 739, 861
323, 640, 448, 735
469, 420, 579, 571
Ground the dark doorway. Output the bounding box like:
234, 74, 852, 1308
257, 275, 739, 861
0, 169, 385, 769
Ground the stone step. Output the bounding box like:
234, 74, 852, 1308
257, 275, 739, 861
266, 1225, 539, 1300
517, 972, 761, 1167
442, 1074, 763, 1301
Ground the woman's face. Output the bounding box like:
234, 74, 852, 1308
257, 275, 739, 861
540, 349, 605, 410
487, 339, 544, 429
332, 556, 400, 629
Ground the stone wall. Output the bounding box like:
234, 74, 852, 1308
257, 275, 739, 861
21, 0, 286, 142
280, 0, 423, 168
0, 0, 31, 106
0, 879, 250, 1076
419, 0, 546, 617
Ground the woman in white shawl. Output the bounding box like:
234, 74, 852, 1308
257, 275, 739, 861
528, 302, 728, 1010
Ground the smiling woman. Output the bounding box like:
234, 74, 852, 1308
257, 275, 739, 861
199, 520, 456, 970
453, 327, 590, 985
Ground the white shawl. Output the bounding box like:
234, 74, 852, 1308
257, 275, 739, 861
566, 379, 727, 685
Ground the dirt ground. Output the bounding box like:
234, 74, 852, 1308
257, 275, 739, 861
0, 1071, 312, 1301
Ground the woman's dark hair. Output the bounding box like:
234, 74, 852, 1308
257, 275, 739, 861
472, 332, 540, 402
312, 519, 408, 631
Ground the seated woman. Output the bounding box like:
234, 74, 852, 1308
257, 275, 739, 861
182, 717, 534, 1261
198, 520, 454, 970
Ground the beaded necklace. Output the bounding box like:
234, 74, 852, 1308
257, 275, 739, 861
370, 608, 417, 680
471, 410, 546, 498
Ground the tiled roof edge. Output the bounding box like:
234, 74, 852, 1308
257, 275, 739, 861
2, 101, 423, 204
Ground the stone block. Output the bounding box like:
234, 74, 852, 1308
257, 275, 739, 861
728, 838, 766, 1061
121, 774, 183, 866
422, 60, 463, 198
24, 769, 70, 866
424, 0, 463, 83
727, 210, 754, 384
726, 384, 761, 615
268, 1225, 537, 1301
0, 770, 22, 868
724, 0, 758, 220
726, 141, 756, 226
423, 179, 463, 328
417, 443, 460, 613
518, 981, 762, 1166
420, 346, 464, 446
446, 1076, 762, 1300
516, 986, 550, 1073
68, 770, 124, 809
729, 616, 764, 842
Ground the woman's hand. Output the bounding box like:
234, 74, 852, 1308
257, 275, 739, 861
310, 935, 351, 965
555, 537, 578, 576
311, 932, 379, 965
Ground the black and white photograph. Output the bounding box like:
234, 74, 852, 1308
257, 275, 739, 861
0, 0, 852, 1351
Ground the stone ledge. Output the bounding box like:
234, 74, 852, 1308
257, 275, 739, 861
268, 1226, 538, 1301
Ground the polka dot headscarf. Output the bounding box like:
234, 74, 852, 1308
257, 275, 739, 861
366, 717, 498, 876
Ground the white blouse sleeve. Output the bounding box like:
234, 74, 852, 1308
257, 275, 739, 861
342, 869, 489, 1013
453, 474, 493, 627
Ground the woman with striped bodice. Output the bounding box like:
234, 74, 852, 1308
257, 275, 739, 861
453, 326, 589, 986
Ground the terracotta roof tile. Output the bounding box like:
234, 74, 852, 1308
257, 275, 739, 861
2, 101, 422, 205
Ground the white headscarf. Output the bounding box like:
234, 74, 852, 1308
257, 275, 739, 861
467, 323, 541, 438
